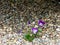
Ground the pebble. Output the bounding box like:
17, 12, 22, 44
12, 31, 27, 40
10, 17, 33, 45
34, 25, 38, 28
6, 34, 13, 38
32, 21, 35, 24
56, 39, 60, 45
33, 38, 43, 45
56, 28, 60, 31
17, 38, 23, 43
44, 34, 49, 38
59, 2, 60, 4
49, 40, 55, 45
56, 34, 59, 37
58, 25, 60, 27
49, 24, 54, 26
1, 38, 7, 43
42, 36, 46, 39
16, 41, 20, 45
26, 41, 32, 45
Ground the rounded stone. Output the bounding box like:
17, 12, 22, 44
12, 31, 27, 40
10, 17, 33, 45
56, 28, 60, 31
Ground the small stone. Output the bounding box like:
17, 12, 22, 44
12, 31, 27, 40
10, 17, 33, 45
56, 34, 59, 37
42, 36, 46, 39
34, 25, 38, 28
14, 39, 17, 43
12, 37, 15, 40
21, 18, 23, 21
56, 28, 60, 31
4, 26, 7, 29
16, 41, 20, 45
59, 2, 60, 4
49, 24, 54, 26
33, 38, 42, 45
17, 30, 22, 33
58, 26, 60, 27
32, 21, 35, 24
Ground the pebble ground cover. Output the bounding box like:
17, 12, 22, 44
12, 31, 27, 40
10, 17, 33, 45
0, 0, 60, 45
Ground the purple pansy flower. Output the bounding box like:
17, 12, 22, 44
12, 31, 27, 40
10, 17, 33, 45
38, 20, 45, 27
31, 28, 38, 34
27, 21, 30, 24
27, 21, 31, 26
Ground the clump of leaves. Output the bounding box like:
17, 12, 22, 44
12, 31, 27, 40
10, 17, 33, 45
23, 20, 45, 42
24, 34, 35, 42
38, 28, 42, 32
24, 28, 42, 42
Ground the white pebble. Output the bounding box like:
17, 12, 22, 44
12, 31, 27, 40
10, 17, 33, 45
34, 25, 38, 28
56, 34, 59, 37
59, 2, 60, 4
16, 41, 20, 45
33, 38, 41, 45
58, 26, 60, 28
56, 28, 60, 31
32, 21, 35, 24
2, 38, 7, 43
42, 36, 46, 39
49, 24, 54, 26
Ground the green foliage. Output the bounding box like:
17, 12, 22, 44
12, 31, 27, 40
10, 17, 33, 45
24, 28, 42, 42
24, 34, 34, 42
38, 28, 42, 32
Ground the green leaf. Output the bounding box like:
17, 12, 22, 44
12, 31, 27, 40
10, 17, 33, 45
24, 34, 34, 42
38, 28, 42, 32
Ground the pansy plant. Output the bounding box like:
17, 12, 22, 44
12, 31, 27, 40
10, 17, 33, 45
23, 20, 45, 42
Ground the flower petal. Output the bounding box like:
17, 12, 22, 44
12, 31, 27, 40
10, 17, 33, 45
32, 28, 38, 34
38, 20, 45, 26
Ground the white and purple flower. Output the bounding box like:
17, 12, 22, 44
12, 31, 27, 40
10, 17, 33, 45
31, 28, 38, 34
38, 20, 45, 27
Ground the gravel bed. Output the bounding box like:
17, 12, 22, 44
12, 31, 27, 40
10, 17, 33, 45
0, 0, 60, 45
